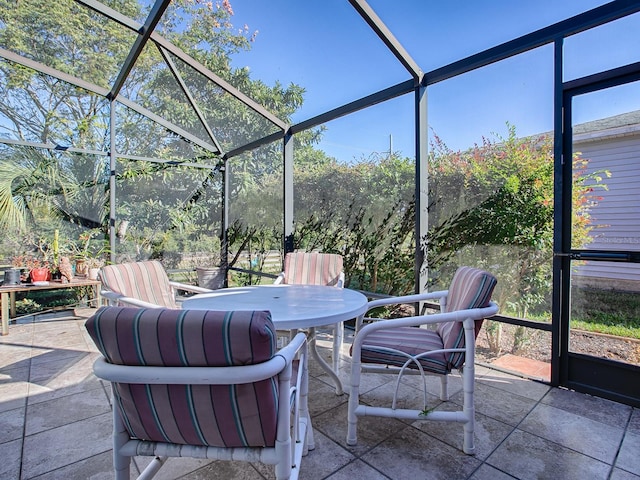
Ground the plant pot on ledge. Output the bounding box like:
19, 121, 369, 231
196, 267, 225, 290
29, 267, 50, 283
84, 258, 105, 280
75, 259, 87, 276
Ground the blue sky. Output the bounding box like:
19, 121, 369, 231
228, 1, 640, 161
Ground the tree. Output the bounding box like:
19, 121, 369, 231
0, 0, 309, 263
290, 152, 415, 294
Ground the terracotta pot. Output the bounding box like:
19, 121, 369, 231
75, 259, 87, 276
30, 267, 50, 282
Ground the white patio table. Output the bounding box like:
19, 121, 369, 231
182, 284, 368, 395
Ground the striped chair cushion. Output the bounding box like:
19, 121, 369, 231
99, 260, 177, 308
437, 266, 497, 369
283, 252, 343, 286
85, 307, 279, 448
359, 326, 449, 375
358, 266, 497, 374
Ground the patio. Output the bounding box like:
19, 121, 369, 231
1, 310, 638, 480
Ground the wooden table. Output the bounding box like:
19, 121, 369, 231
0, 278, 102, 335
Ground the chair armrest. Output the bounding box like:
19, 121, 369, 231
100, 291, 163, 309
93, 331, 308, 385
353, 301, 499, 351
169, 281, 214, 294
354, 290, 448, 331
365, 290, 449, 312
276, 332, 307, 363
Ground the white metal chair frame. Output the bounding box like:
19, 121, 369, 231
93, 332, 311, 480
100, 280, 212, 308
347, 290, 499, 454
99, 262, 213, 309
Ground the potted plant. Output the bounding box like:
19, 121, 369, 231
25, 231, 61, 282
196, 265, 226, 290
85, 257, 105, 280
7, 254, 33, 284
11, 254, 50, 283
10, 255, 31, 282
70, 230, 95, 275
49, 229, 62, 280
191, 250, 225, 290
70, 229, 109, 277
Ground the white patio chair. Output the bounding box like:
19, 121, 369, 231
85, 306, 310, 480
99, 260, 214, 308
347, 266, 498, 454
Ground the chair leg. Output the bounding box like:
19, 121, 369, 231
138, 456, 166, 479
461, 365, 476, 455
439, 374, 449, 401
112, 402, 132, 480
346, 357, 361, 446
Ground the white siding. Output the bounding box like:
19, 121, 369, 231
573, 131, 640, 290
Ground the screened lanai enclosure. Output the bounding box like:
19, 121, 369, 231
1, 0, 639, 405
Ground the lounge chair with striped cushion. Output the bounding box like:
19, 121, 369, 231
99, 260, 214, 309
346, 266, 498, 454
85, 306, 310, 480
274, 252, 345, 375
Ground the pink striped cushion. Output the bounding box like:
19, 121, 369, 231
283, 252, 343, 286
85, 307, 276, 366
437, 267, 497, 369
358, 267, 496, 374
99, 261, 177, 308
359, 327, 449, 375
85, 307, 278, 447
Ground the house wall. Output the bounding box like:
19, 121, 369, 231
572, 119, 640, 292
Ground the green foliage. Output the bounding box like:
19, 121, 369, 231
14, 298, 41, 315
425, 125, 608, 321
291, 153, 415, 294
0, 146, 96, 233
14, 287, 85, 314
419, 406, 435, 417
227, 219, 280, 270
571, 319, 640, 340
293, 198, 415, 295
0, 0, 311, 272
426, 126, 555, 267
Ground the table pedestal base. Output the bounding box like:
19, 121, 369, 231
309, 327, 344, 395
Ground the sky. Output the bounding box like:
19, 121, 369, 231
226, 1, 640, 162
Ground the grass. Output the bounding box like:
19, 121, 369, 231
500, 288, 640, 340
571, 287, 640, 340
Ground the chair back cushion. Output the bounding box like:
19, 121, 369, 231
437, 266, 497, 369
85, 307, 279, 448
99, 260, 177, 308
282, 252, 343, 286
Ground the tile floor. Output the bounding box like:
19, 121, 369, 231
1, 309, 639, 480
